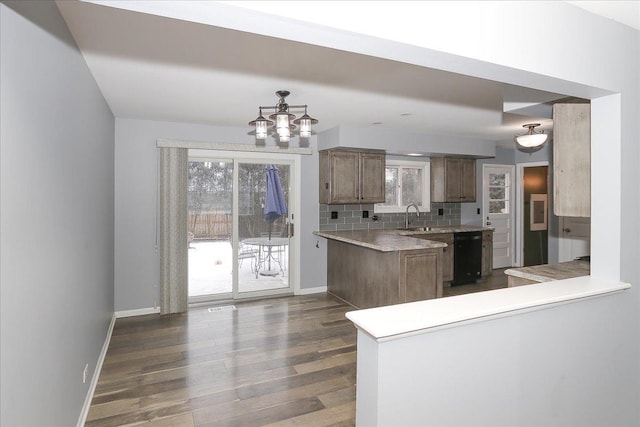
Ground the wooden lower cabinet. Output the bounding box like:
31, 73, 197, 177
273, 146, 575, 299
481, 230, 493, 276
413, 233, 454, 282
327, 240, 442, 309
401, 250, 442, 302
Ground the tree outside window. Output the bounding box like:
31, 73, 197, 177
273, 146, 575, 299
375, 159, 430, 213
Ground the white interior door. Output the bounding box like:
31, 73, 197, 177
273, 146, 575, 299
483, 165, 515, 269
558, 216, 590, 262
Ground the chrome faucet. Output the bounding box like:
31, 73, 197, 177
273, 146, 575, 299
405, 203, 420, 229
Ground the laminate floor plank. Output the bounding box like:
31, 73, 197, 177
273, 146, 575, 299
87, 294, 357, 427
191, 377, 352, 425
262, 402, 355, 427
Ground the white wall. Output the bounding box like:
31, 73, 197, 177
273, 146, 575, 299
197, 2, 640, 425
318, 124, 496, 157
364, 292, 636, 426
114, 118, 324, 311
0, 2, 115, 425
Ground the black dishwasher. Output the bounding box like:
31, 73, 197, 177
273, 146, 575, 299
452, 232, 482, 285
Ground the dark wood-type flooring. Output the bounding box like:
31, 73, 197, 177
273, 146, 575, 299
87, 294, 357, 427
87, 270, 508, 426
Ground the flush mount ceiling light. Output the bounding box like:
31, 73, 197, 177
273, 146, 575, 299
515, 123, 548, 152
248, 90, 318, 143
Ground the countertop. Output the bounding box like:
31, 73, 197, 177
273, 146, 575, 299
345, 275, 629, 342
313, 226, 492, 252
504, 260, 590, 282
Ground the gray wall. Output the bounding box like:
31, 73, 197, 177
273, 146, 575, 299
0, 2, 115, 426
461, 146, 516, 226
114, 118, 324, 311
461, 144, 560, 264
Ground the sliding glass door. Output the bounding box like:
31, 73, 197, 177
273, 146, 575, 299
187, 153, 294, 302
236, 161, 291, 295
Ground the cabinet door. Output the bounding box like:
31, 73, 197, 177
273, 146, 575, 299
360, 152, 386, 203
416, 234, 454, 282
401, 249, 442, 302
553, 103, 590, 217
481, 231, 493, 276
460, 159, 476, 202
329, 151, 360, 203
444, 158, 462, 202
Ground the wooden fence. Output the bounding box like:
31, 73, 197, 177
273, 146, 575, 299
188, 210, 286, 240
188, 211, 231, 239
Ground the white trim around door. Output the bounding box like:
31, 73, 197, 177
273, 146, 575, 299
482, 164, 516, 269
189, 149, 302, 298
515, 161, 549, 267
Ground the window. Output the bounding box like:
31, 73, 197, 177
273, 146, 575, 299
375, 159, 430, 213
488, 172, 509, 213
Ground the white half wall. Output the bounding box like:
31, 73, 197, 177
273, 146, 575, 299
357, 292, 637, 426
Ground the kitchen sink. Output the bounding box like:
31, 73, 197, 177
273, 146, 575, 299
396, 226, 445, 233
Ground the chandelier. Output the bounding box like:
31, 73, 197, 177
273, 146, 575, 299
515, 123, 548, 152
248, 90, 318, 143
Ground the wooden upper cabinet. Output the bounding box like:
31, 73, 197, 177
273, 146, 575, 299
359, 152, 386, 202
553, 103, 590, 217
319, 149, 385, 204
431, 157, 476, 203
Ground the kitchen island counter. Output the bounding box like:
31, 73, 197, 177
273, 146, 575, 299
313, 229, 447, 252
314, 230, 447, 308
313, 225, 492, 252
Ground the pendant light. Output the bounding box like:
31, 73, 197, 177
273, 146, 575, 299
249, 90, 318, 143
515, 123, 548, 149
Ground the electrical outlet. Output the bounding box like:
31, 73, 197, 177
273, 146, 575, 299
362, 210, 369, 218
438, 208, 444, 216
331, 211, 338, 219
83, 363, 88, 384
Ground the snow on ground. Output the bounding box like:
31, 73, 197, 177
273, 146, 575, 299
188, 240, 288, 297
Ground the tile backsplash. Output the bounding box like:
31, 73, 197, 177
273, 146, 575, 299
319, 203, 461, 232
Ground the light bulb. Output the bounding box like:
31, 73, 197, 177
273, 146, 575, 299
255, 120, 268, 140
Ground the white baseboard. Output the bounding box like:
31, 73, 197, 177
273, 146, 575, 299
115, 307, 160, 318
297, 286, 327, 295
77, 313, 116, 427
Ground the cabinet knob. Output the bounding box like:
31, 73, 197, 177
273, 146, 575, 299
563, 228, 571, 233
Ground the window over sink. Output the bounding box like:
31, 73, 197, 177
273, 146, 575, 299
375, 159, 430, 213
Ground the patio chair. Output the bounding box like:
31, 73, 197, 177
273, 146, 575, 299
230, 237, 258, 273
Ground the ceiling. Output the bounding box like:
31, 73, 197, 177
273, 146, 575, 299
55, 1, 636, 150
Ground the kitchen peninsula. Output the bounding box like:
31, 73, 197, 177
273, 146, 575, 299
505, 260, 590, 287
314, 226, 491, 309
